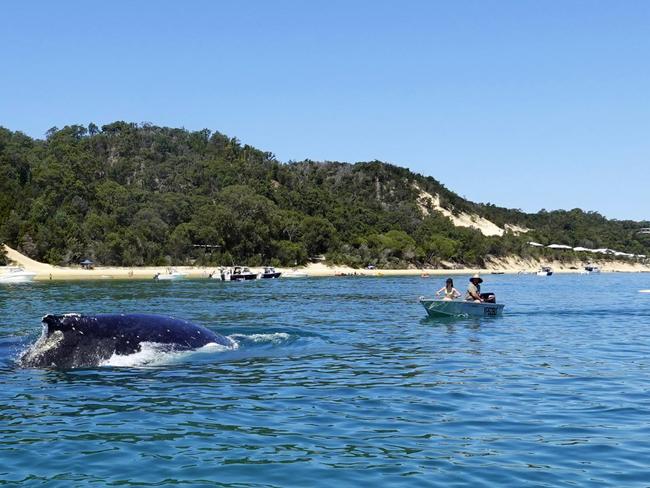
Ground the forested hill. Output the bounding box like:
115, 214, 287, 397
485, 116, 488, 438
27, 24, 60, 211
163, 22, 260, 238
1, 122, 649, 268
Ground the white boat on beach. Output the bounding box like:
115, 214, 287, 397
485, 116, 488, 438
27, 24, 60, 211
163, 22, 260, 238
0, 266, 37, 284
583, 265, 601, 274
536, 266, 553, 276
283, 270, 308, 278
419, 297, 505, 318
153, 269, 186, 280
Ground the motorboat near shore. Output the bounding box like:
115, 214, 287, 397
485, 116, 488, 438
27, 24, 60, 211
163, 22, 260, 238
214, 266, 259, 281
260, 266, 282, 279
283, 270, 308, 278
419, 295, 505, 318
0, 266, 37, 284
210, 266, 283, 280
536, 266, 553, 276
153, 269, 186, 280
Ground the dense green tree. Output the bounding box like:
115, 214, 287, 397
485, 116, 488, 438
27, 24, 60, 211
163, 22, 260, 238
301, 216, 337, 257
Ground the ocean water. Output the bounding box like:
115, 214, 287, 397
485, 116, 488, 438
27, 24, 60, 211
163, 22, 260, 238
2, 273, 650, 487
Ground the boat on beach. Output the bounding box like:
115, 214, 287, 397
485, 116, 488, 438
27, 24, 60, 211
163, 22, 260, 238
536, 266, 553, 276
583, 265, 601, 274
153, 269, 186, 280
0, 266, 37, 284
260, 266, 282, 279
282, 269, 308, 278
419, 296, 505, 318
216, 266, 259, 281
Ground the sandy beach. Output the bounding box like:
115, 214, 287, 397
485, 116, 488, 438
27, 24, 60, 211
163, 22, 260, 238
2, 245, 649, 281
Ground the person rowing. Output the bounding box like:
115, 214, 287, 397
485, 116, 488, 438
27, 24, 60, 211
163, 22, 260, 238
435, 278, 461, 301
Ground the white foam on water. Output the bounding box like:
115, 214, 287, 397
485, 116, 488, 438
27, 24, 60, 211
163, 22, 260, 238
18, 329, 64, 367
100, 340, 238, 367
640, 290, 650, 293
230, 332, 291, 344
199, 340, 239, 352
100, 342, 176, 367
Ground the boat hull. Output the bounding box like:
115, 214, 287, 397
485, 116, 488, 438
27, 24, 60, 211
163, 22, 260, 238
0, 273, 37, 284
230, 273, 259, 281
260, 272, 282, 279
419, 298, 504, 318
154, 274, 185, 281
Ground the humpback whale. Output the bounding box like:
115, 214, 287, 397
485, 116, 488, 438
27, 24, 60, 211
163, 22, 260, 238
20, 313, 234, 369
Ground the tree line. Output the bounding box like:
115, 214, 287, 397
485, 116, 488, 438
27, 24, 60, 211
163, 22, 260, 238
1, 123, 648, 268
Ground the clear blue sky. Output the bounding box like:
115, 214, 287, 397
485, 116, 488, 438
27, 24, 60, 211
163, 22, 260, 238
1, 1, 648, 220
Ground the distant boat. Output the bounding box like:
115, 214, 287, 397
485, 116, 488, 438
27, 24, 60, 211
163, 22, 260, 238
640, 290, 650, 293
231, 266, 259, 281
584, 265, 601, 274
217, 266, 259, 281
260, 266, 282, 279
153, 269, 186, 281
536, 266, 553, 276
0, 266, 37, 284
283, 269, 308, 278
419, 296, 504, 318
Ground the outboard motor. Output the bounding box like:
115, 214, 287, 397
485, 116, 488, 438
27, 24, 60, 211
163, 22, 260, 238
480, 292, 496, 303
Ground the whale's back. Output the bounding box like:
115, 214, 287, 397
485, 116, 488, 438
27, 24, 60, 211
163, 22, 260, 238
21, 313, 230, 369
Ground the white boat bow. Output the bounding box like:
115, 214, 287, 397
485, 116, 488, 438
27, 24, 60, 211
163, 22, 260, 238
283, 271, 308, 278
0, 267, 37, 284
154, 270, 186, 280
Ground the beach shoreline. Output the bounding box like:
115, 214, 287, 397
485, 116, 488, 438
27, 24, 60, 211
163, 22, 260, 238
3, 245, 649, 281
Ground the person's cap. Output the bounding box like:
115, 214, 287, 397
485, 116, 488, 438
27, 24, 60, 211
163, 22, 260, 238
470, 273, 483, 283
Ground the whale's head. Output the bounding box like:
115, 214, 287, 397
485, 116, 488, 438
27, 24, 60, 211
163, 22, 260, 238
19, 314, 114, 369
41, 313, 82, 331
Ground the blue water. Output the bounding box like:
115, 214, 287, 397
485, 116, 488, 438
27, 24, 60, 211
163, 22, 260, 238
2, 274, 650, 486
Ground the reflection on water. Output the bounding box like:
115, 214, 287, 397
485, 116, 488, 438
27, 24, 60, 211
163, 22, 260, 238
2, 274, 650, 486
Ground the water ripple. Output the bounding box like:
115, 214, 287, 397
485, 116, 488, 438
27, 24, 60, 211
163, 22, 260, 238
2, 274, 650, 486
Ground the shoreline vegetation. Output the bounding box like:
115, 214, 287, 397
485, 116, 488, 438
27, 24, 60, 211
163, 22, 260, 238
1, 124, 649, 272
4, 245, 649, 281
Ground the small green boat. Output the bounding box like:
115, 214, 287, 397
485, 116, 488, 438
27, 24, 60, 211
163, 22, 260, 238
419, 297, 505, 318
